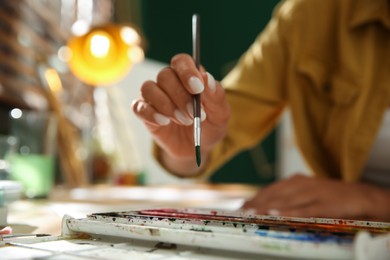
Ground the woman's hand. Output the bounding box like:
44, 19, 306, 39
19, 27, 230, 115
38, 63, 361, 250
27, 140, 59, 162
242, 174, 390, 221
132, 54, 230, 175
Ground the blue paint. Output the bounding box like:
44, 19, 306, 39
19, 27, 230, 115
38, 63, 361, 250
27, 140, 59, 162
255, 230, 353, 244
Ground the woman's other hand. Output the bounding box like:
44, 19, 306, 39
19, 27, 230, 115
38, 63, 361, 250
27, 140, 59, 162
242, 174, 390, 221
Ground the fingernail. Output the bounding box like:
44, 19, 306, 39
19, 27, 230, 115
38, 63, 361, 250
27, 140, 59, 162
153, 113, 170, 125
135, 101, 144, 112
267, 209, 280, 216
174, 109, 192, 125
186, 103, 194, 117
201, 108, 206, 121
207, 72, 216, 92
188, 76, 204, 94
131, 99, 137, 108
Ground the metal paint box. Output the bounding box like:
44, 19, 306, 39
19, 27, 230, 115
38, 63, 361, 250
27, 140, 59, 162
1, 208, 390, 259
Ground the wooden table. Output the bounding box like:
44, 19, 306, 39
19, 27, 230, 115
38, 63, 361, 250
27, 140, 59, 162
3, 184, 389, 259
7, 183, 257, 235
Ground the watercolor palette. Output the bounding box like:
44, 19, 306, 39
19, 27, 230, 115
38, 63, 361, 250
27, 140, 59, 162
62, 208, 390, 259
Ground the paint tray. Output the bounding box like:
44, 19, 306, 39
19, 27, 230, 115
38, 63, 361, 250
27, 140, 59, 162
60, 208, 390, 259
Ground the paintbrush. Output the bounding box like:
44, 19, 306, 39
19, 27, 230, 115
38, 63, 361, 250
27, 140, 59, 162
192, 14, 201, 167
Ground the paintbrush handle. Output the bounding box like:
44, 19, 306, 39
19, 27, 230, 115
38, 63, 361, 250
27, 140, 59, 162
192, 14, 201, 167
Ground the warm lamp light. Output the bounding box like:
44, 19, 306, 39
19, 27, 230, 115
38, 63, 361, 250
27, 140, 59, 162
44, 68, 63, 93
66, 23, 144, 86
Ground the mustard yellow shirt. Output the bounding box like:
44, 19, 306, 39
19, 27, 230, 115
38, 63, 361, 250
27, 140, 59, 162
156, 0, 390, 182
207, 0, 390, 182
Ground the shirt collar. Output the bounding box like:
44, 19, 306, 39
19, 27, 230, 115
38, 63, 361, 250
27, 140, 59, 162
350, 0, 390, 29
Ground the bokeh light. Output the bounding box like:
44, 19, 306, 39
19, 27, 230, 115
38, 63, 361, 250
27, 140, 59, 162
66, 23, 144, 86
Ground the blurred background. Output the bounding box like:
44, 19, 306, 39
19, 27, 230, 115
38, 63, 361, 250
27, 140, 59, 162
0, 0, 308, 197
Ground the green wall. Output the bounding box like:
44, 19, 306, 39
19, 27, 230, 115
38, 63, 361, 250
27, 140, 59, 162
139, 0, 280, 185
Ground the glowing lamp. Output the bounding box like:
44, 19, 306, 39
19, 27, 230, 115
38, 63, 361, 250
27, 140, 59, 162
66, 23, 144, 86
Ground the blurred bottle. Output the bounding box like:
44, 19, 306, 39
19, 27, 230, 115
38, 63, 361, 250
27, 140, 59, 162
0, 135, 18, 180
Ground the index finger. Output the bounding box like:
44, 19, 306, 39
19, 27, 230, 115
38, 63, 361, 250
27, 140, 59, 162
170, 53, 204, 95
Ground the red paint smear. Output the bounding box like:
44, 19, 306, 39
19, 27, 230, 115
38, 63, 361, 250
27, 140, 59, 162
139, 209, 244, 221
137, 209, 390, 235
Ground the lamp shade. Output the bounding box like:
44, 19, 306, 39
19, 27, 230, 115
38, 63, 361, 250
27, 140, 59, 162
66, 23, 143, 86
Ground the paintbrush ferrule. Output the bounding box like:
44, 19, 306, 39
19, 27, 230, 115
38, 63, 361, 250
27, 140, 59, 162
194, 117, 201, 146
